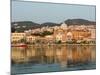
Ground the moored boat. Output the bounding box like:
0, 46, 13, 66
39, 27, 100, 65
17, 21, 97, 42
11, 43, 27, 47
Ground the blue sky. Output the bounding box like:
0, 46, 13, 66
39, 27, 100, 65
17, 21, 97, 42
12, 1, 96, 23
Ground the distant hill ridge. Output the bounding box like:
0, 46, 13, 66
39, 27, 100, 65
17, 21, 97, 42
11, 19, 96, 32
64, 19, 95, 25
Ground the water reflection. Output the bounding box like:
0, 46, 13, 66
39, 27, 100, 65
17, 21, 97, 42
11, 45, 96, 68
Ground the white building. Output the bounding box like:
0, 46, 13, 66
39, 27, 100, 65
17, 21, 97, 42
60, 22, 68, 30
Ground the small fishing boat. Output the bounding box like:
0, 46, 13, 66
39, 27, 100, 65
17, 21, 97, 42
11, 43, 27, 47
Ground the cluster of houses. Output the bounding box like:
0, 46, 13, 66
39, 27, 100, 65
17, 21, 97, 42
11, 23, 96, 44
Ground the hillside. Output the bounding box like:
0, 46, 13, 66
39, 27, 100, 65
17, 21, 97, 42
64, 19, 96, 25
11, 19, 96, 32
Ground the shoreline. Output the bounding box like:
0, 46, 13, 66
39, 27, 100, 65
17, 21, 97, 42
11, 43, 96, 46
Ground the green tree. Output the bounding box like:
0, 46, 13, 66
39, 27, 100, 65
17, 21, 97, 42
55, 40, 62, 44
20, 38, 26, 43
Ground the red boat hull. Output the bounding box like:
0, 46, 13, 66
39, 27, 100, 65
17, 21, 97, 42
11, 44, 27, 47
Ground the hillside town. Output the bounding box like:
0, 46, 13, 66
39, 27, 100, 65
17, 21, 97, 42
11, 22, 96, 45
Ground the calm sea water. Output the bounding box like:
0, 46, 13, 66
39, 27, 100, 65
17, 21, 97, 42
11, 45, 96, 74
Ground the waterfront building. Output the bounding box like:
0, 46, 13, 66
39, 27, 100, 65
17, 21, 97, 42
89, 28, 96, 39
11, 33, 26, 42
71, 29, 91, 41
45, 35, 54, 43
66, 32, 73, 41
26, 35, 36, 43
54, 28, 67, 42
53, 26, 92, 43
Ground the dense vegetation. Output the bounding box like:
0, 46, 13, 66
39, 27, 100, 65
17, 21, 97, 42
32, 31, 53, 37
